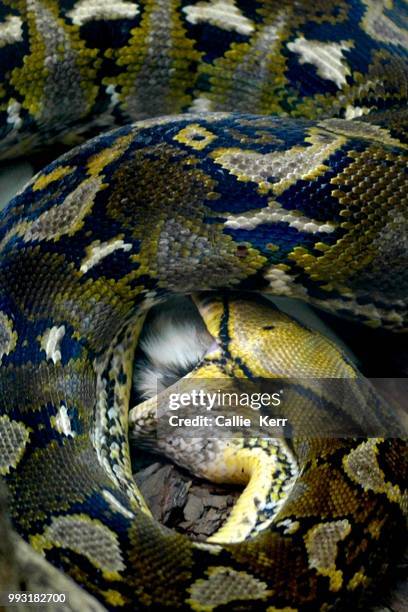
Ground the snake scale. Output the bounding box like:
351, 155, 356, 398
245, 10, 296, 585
0, 0, 407, 610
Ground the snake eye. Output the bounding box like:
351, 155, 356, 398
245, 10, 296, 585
132, 296, 214, 402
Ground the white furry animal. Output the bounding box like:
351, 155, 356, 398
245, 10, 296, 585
133, 297, 214, 400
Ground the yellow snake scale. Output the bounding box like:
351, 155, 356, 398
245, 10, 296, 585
0, 0, 407, 610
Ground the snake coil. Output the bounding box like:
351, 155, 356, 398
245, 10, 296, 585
0, 1, 407, 610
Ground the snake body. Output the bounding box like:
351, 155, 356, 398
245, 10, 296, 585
0, 1, 407, 610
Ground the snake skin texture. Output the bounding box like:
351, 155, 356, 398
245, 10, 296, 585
0, 1, 407, 610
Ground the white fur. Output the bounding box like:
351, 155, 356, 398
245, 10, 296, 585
133, 302, 213, 400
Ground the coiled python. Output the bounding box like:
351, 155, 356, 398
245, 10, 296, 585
0, 0, 407, 610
